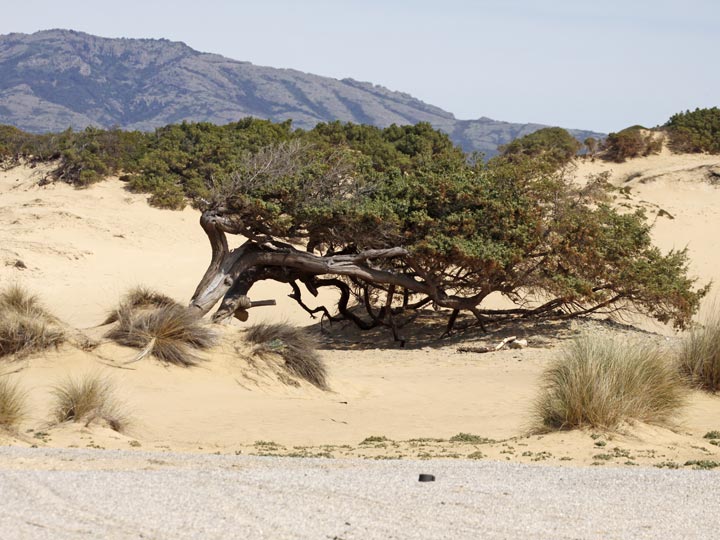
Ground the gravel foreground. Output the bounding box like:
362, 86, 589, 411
0, 447, 718, 539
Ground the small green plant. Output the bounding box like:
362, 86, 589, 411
535, 335, 687, 430
684, 460, 720, 470
449, 433, 494, 444
678, 310, 720, 392
360, 436, 388, 445
467, 451, 485, 459
51, 374, 128, 432
244, 322, 327, 390
703, 431, 720, 439
0, 378, 27, 429
0, 285, 65, 358
655, 461, 680, 469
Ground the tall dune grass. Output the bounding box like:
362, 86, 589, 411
52, 374, 128, 432
0, 285, 65, 358
106, 288, 217, 366
535, 335, 687, 431
244, 322, 328, 390
0, 378, 27, 429
678, 310, 720, 392
102, 286, 178, 325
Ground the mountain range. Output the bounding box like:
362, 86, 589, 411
0, 29, 604, 156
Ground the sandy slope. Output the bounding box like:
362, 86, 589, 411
1, 154, 720, 470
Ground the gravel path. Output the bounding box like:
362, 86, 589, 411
0, 447, 718, 539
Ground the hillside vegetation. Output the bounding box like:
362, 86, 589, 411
1, 113, 713, 331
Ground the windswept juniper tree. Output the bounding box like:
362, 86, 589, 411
188, 138, 708, 340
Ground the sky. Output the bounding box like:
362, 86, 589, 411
2, 0, 719, 133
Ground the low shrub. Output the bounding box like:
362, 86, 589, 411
244, 322, 327, 390
535, 335, 687, 431
0, 285, 65, 358
602, 126, 662, 162
0, 378, 27, 429
678, 310, 720, 392
52, 374, 128, 432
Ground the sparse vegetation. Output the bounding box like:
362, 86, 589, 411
51, 374, 128, 432
106, 293, 217, 366
0, 285, 65, 358
0, 378, 27, 429
449, 433, 494, 444
244, 322, 327, 389
360, 436, 389, 445
535, 335, 687, 431
678, 310, 720, 392
684, 459, 720, 470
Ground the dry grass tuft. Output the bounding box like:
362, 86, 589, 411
0, 378, 27, 429
245, 322, 328, 390
106, 301, 217, 366
534, 335, 687, 431
678, 310, 720, 392
0, 285, 65, 358
102, 286, 178, 325
51, 374, 128, 432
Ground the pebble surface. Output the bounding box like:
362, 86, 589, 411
1, 446, 719, 539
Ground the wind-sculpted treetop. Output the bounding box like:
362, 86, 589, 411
0, 118, 707, 339
190, 142, 707, 340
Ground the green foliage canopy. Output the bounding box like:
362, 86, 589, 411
666, 107, 720, 154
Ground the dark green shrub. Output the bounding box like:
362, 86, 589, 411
498, 127, 581, 169
603, 126, 661, 162
666, 107, 720, 154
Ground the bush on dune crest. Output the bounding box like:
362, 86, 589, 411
678, 310, 720, 392
244, 322, 328, 390
535, 335, 687, 431
0, 285, 65, 358
105, 288, 217, 366
0, 378, 27, 429
52, 374, 128, 432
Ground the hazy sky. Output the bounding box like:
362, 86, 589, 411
2, 0, 719, 133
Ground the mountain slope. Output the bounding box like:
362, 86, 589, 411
0, 29, 603, 155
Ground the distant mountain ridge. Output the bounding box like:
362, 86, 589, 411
0, 29, 604, 156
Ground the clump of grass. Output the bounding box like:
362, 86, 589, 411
678, 310, 720, 392
535, 335, 687, 431
102, 286, 178, 325
0, 285, 65, 358
244, 322, 327, 390
105, 290, 217, 366
0, 378, 27, 429
52, 374, 128, 432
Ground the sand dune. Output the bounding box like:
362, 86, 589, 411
1, 152, 720, 469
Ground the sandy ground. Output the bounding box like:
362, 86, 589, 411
1, 151, 720, 472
